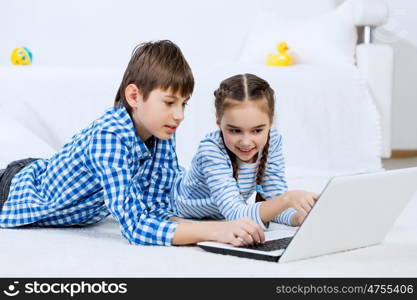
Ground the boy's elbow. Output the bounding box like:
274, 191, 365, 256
122, 230, 167, 246
120, 217, 176, 246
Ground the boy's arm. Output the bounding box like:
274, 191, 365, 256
168, 216, 193, 223
172, 218, 265, 246
88, 130, 178, 246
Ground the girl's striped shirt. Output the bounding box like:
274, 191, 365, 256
171, 128, 295, 229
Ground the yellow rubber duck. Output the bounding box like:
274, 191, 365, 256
266, 42, 292, 66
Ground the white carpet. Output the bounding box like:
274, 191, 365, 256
1, 176, 416, 278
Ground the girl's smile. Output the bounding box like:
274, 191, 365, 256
236, 146, 256, 157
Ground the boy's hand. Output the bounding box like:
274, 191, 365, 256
284, 190, 319, 220
209, 218, 265, 247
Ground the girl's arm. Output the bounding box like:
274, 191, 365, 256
259, 194, 290, 222
257, 131, 293, 224
259, 191, 318, 224
258, 130, 318, 225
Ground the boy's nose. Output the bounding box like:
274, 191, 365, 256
172, 107, 184, 122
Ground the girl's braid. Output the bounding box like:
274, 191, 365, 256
255, 133, 270, 203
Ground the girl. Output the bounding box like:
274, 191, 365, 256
171, 73, 318, 231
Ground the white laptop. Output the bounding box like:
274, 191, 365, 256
197, 167, 417, 263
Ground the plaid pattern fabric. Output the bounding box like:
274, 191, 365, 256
0, 106, 179, 245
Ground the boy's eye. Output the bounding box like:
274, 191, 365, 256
228, 129, 241, 134
164, 101, 174, 106
253, 129, 263, 134
182, 102, 189, 107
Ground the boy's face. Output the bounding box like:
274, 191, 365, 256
127, 85, 190, 141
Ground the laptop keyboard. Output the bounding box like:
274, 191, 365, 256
241, 237, 293, 252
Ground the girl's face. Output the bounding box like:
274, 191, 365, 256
218, 99, 272, 163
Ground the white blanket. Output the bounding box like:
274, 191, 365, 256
1, 176, 416, 277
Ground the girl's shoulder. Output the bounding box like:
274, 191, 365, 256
203, 130, 222, 142
269, 127, 283, 148
198, 130, 227, 154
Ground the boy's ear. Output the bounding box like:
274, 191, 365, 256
125, 84, 142, 108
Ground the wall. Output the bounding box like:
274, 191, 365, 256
0, 0, 415, 149
0, 0, 334, 69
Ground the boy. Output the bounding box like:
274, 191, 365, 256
0, 40, 264, 246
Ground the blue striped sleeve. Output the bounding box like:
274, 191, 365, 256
87, 130, 178, 245
272, 207, 296, 225
198, 140, 268, 230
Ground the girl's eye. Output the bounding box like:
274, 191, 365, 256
164, 101, 174, 106
253, 129, 263, 134
182, 102, 189, 107
229, 129, 240, 134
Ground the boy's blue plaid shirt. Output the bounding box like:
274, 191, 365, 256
0, 106, 179, 245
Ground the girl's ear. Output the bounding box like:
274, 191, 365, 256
125, 84, 142, 108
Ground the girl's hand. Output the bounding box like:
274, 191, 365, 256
291, 210, 308, 227
284, 190, 319, 219
209, 218, 265, 247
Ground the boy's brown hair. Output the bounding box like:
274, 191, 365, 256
114, 40, 194, 112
